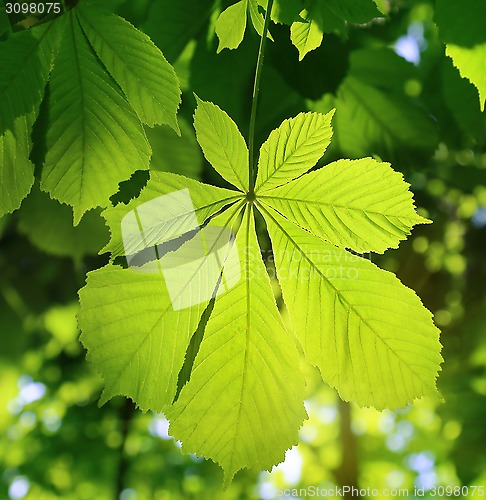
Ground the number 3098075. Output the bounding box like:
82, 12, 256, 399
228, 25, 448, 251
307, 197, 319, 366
5, 2, 62, 14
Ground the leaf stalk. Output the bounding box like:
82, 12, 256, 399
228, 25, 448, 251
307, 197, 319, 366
248, 0, 274, 196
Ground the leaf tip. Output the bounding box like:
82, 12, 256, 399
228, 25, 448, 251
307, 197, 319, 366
73, 206, 87, 227
222, 470, 236, 490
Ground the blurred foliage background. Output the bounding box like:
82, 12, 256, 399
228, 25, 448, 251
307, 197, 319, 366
1, 0, 485, 498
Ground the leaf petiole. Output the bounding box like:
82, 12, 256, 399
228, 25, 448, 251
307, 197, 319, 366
248, 0, 273, 197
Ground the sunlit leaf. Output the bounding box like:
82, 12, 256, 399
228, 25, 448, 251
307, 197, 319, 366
262, 205, 443, 410
167, 206, 307, 484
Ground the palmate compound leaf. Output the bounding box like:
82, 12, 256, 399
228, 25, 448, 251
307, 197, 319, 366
167, 205, 307, 486
78, 100, 442, 483
0, 23, 56, 217
260, 204, 443, 410
76, 3, 181, 130
78, 200, 244, 411
38, 3, 181, 223
258, 157, 430, 254
255, 110, 334, 191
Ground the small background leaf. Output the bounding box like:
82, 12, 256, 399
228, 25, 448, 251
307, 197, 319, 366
215, 0, 248, 53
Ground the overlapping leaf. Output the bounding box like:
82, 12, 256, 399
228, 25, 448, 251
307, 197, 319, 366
290, 7, 323, 61
0, 23, 55, 217
77, 3, 180, 129
446, 44, 486, 112
435, 0, 486, 111
42, 13, 151, 224
79, 200, 243, 412
215, 0, 248, 53
288, 0, 382, 59
101, 171, 241, 259
215, 0, 272, 53
0, 3, 181, 222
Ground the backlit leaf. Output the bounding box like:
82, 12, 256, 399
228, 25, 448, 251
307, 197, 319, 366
255, 110, 334, 192
262, 205, 443, 410
41, 12, 151, 224
194, 97, 249, 191
290, 8, 323, 60
167, 206, 307, 484
0, 24, 55, 217
77, 3, 181, 130
259, 157, 429, 254
446, 43, 486, 112
215, 0, 248, 53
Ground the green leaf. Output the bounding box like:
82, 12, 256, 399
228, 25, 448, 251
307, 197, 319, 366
194, 97, 249, 191
78, 264, 210, 411
446, 43, 486, 112
146, 117, 203, 179
0, 115, 35, 219
442, 57, 486, 139
248, 0, 273, 41
325, 0, 381, 24
335, 76, 438, 159
215, 0, 248, 53
79, 202, 243, 411
255, 110, 334, 192
17, 185, 109, 260
101, 171, 242, 258
269, 0, 304, 25
435, 0, 486, 47
41, 12, 151, 225
167, 206, 307, 485
0, 24, 54, 217
143, 0, 214, 63
0, 4, 10, 37
290, 7, 323, 60
261, 205, 443, 410
348, 47, 416, 91
77, 3, 181, 130
259, 157, 429, 254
